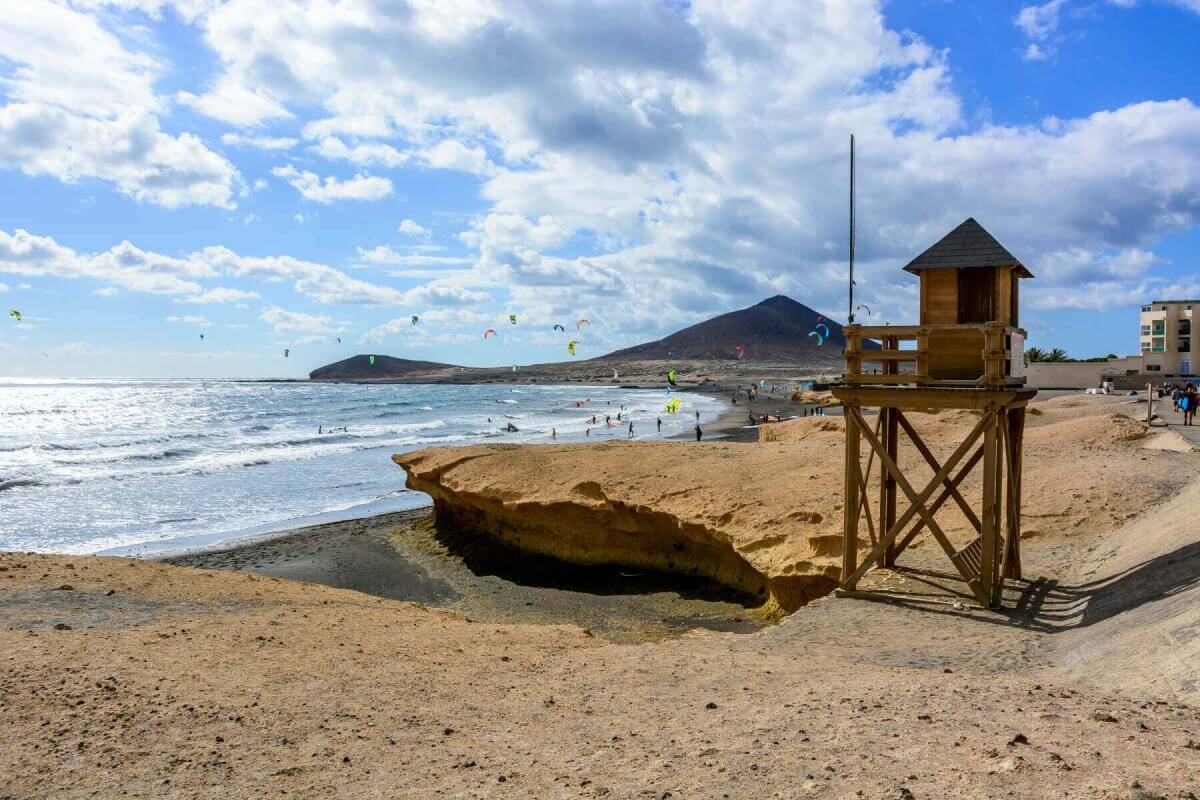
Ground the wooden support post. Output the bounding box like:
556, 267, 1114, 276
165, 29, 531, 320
841, 404, 861, 588
879, 406, 898, 567
843, 406, 992, 600
992, 407, 1008, 598
1002, 406, 1026, 580
978, 409, 1000, 607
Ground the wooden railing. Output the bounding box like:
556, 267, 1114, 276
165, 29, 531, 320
842, 323, 1025, 388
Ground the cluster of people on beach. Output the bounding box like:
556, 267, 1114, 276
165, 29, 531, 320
1168, 382, 1199, 425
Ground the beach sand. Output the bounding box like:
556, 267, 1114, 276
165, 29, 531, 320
3, 393, 1199, 798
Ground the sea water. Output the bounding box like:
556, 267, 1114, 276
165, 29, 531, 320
0, 379, 723, 555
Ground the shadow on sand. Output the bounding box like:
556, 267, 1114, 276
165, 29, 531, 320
845, 539, 1200, 634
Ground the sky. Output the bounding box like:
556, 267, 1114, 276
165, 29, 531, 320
1, 0, 1198, 378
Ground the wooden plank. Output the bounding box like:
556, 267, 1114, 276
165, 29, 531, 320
895, 411, 983, 533
841, 374, 932, 385
856, 414, 884, 550
851, 350, 928, 362
831, 385, 1035, 411
882, 406, 898, 567
977, 411, 999, 607
843, 406, 992, 593
1003, 406, 1026, 579
841, 404, 861, 588
924, 270, 957, 325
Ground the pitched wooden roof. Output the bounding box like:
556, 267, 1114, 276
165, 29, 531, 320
903, 218, 1033, 278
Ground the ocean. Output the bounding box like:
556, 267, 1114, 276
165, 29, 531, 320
0, 379, 724, 556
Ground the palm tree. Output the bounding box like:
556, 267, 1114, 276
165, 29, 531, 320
1024, 346, 1046, 365
1046, 347, 1070, 362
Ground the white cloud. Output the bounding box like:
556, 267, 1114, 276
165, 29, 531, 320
0, 282, 8, 292
180, 286, 261, 304
309, 136, 408, 167
166, 314, 209, 325
259, 306, 348, 336
420, 140, 491, 175
398, 219, 432, 240
179, 77, 292, 127
0, 1, 239, 208
1016, 0, 1069, 41
271, 165, 393, 203
0, 228, 207, 295
93, 287, 119, 297
220, 133, 297, 151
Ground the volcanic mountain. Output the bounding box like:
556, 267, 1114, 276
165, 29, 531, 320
309, 354, 457, 382
600, 295, 865, 362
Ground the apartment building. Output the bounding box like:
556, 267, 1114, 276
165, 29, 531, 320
1139, 300, 1197, 376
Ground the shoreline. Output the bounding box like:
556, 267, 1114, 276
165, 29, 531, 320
159, 505, 768, 643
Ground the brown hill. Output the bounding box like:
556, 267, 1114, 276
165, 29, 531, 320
600, 295, 872, 362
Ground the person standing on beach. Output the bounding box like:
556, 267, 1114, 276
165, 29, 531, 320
628, 421, 634, 438
694, 424, 702, 441
551, 427, 557, 439
656, 416, 662, 432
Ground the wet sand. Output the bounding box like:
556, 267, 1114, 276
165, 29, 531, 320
162, 509, 766, 643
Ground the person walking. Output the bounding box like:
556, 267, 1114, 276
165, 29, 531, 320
1185, 384, 1198, 426
628, 421, 634, 438
694, 423, 702, 441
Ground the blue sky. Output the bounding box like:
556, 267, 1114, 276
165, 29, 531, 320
1, 0, 1198, 378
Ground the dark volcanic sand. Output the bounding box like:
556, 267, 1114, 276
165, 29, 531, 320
162, 509, 766, 643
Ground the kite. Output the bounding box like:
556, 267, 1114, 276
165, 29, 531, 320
7, 309, 20, 322
336, 337, 342, 343
370, 355, 376, 365
808, 331, 824, 346
484, 329, 497, 339
199, 333, 204, 341
856, 304, 872, 316
576, 319, 589, 329
663, 397, 681, 414
736, 345, 745, 358
666, 370, 678, 387
815, 323, 830, 338
612, 368, 619, 380
816, 315, 825, 323
284, 348, 290, 358
411, 315, 419, 325
667, 351, 676, 357
567, 340, 578, 356
512, 365, 519, 372
553, 324, 565, 332
509, 313, 517, 325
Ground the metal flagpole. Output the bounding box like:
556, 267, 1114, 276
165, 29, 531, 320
848, 133, 856, 325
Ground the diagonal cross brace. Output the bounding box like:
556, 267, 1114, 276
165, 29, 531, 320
843, 406, 993, 595
895, 411, 982, 534
892, 444, 985, 559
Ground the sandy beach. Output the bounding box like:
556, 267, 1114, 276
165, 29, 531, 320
3, 393, 1200, 798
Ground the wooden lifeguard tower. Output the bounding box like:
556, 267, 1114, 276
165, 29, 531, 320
832, 218, 1037, 608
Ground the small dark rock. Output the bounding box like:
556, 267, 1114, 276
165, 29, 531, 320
443, 728, 454, 736
1009, 733, 1028, 746
497, 775, 506, 783
53, 623, 72, 631
705, 702, 718, 710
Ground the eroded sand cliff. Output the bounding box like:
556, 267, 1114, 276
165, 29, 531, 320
396, 395, 1195, 614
